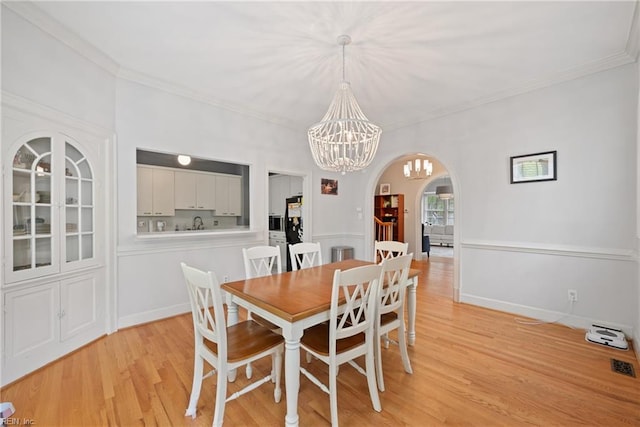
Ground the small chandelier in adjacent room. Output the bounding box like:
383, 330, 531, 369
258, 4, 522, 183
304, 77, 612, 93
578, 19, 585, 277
308, 35, 382, 174
436, 177, 454, 200
404, 158, 433, 179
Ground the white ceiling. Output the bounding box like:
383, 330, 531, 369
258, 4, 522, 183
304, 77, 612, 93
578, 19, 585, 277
24, 1, 639, 131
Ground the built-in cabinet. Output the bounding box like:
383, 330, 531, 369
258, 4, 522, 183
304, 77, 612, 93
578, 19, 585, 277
137, 165, 242, 226
269, 231, 287, 266
215, 175, 242, 216
374, 194, 405, 242
137, 166, 175, 216
3, 131, 105, 385
174, 171, 216, 210
4, 274, 102, 376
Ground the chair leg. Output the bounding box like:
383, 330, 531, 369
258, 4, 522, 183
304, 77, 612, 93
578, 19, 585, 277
212, 366, 228, 427
273, 347, 283, 403
271, 356, 276, 383
365, 341, 382, 413
375, 331, 385, 392
185, 354, 204, 418
329, 362, 339, 427
246, 362, 253, 379
398, 321, 413, 374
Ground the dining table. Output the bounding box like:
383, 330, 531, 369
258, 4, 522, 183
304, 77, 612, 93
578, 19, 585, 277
221, 258, 420, 427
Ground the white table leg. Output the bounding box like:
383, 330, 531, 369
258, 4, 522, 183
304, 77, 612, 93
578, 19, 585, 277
226, 292, 239, 325
407, 276, 417, 346
283, 328, 303, 427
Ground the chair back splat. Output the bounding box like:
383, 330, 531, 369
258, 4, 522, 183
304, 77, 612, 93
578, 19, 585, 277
374, 240, 408, 264
243, 246, 282, 278
289, 242, 323, 271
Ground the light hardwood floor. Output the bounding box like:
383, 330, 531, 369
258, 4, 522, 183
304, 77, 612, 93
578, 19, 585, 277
2, 256, 638, 426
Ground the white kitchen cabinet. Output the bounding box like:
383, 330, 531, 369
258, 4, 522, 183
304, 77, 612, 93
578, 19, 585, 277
137, 166, 175, 216
174, 171, 196, 209
269, 231, 287, 266
269, 174, 288, 216
289, 176, 303, 197
269, 174, 302, 216
215, 175, 242, 216
174, 171, 216, 209
196, 174, 217, 209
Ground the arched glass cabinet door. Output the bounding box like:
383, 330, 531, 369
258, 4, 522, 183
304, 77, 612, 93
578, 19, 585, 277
10, 137, 58, 278
8, 135, 95, 282
63, 142, 94, 265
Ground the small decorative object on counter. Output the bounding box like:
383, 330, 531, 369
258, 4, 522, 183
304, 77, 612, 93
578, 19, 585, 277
193, 216, 204, 230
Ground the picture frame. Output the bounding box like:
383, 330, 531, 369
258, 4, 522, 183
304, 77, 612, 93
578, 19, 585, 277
510, 151, 557, 184
320, 178, 338, 195
379, 183, 391, 195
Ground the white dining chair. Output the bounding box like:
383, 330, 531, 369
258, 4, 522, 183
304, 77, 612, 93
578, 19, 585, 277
242, 246, 282, 378
374, 240, 408, 263
300, 264, 383, 427
243, 245, 282, 278
180, 262, 283, 427
376, 254, 413, 392
289, 242, 323, 271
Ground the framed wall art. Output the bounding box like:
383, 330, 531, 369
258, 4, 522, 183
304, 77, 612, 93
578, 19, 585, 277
321, 178, 338, 195
379, 183, 391, 195
510, 151, 557, 184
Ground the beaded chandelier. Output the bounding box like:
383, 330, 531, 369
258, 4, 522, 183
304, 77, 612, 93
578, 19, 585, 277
308, 35, 381, 174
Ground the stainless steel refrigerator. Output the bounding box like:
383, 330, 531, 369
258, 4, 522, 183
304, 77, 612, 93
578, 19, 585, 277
284, 196, 303, 271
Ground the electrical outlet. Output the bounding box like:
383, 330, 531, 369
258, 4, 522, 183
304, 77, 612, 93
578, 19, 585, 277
223, 275, 229, 283
138, 220, 146, 228
568, 289, 578, 302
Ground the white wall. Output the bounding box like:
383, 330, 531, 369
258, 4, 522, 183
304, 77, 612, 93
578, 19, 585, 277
114, 79, 358, 326
1, 6, 116, 130
368, 64, 638, 334
636, 57, 640, 353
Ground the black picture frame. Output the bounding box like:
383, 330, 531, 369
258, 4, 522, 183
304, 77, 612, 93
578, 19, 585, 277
510, 151, 557, 184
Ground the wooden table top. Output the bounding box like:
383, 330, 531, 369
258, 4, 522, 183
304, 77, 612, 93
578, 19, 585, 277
221, 259, 420, 324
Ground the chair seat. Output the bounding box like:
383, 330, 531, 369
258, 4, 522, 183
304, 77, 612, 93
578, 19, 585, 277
301, 323, 366, 356
204, 320, 283, 363
251, 313, 280, 331
380, 311, 399, 327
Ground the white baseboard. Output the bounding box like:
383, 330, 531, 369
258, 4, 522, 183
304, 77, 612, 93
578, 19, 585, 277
118, 302, 190, 329
460, 293, 633, 337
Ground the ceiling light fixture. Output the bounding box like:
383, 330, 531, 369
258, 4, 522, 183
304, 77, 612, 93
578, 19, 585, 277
436, 177, 453, 200
177, 155, 191, 166
308, 35, 382, 174
404, 158, 433, 179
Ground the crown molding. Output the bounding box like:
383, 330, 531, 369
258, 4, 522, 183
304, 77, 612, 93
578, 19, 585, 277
2, 91, 113, 138
3, 1, 120, 75
625, 0, 640, 61
116, 67, 298, 131
385, 50, 636, 131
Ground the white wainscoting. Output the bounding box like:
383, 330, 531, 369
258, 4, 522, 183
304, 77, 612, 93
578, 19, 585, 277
459, 240, 637, 336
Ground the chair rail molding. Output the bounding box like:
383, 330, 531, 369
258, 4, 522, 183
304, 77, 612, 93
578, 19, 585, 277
460, 239, 637, 263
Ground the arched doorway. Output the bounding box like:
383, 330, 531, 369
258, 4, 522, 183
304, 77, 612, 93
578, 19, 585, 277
371, 153, 458, 301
